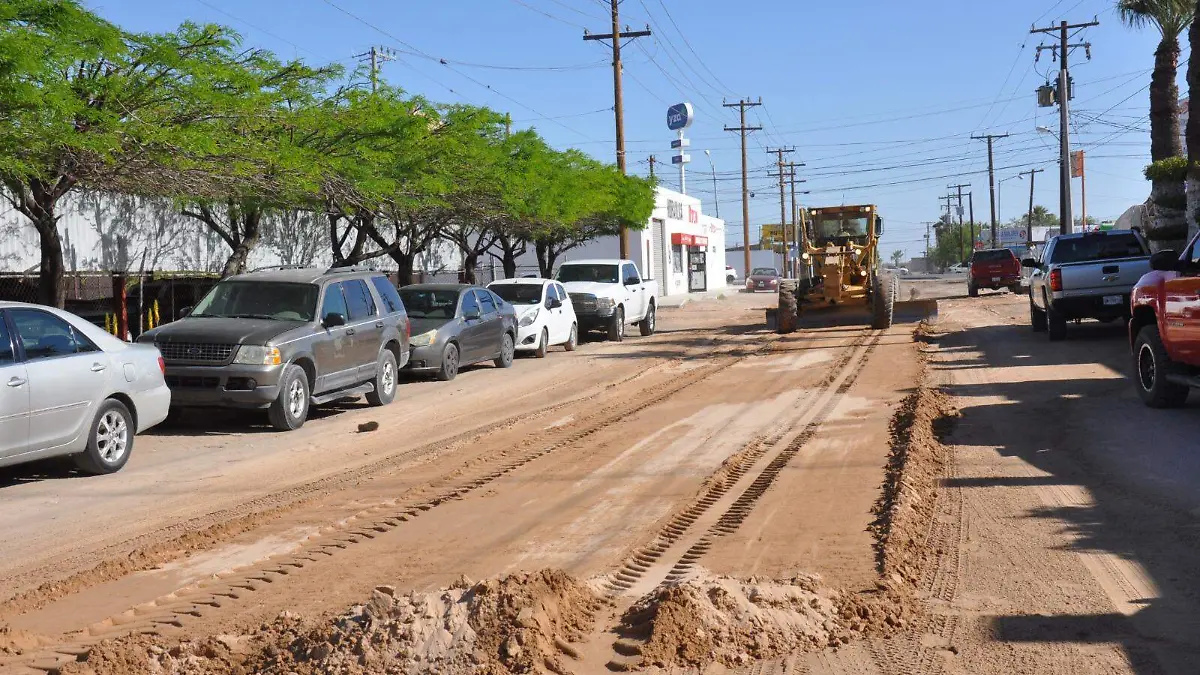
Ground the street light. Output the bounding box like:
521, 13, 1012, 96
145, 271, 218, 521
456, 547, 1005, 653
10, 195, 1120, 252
703, 149, 719, 218
998, 174, 1022, 227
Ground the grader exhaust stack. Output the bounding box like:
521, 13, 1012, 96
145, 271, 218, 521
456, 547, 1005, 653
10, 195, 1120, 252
774, 204, 936, 333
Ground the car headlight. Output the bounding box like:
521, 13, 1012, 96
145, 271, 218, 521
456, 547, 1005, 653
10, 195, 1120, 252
234, 345, 281, 365
519, 309, 539, 327
596, 297, 615, 309
410, 330, 438, 347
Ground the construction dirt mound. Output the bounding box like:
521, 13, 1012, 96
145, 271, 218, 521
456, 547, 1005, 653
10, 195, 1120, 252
619, 571, 914, 669
61, 569, 600, 675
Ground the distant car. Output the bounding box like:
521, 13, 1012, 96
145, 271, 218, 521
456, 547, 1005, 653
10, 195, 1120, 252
726, 265, 737, 284
140, 267, 409, 431
947, 263, 968, 274
1, 302, 170, 474
488, 278, 578, 357
897, 267, 910, 275
968, 248, 1022, 297
745, 267, 780, 292
401, 284, 517, 381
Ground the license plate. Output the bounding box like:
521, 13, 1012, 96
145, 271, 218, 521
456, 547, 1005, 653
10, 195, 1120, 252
757, 282, 764, 287
1103, 295, 1122, 306
991, 277, 1001, 283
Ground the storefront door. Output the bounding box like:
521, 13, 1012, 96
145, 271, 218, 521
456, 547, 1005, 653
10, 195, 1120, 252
688, 249, 707, 292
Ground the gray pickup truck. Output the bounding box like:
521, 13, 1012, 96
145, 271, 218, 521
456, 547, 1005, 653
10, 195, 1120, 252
1025, 230, 1151, 341
139, 266, 410, 430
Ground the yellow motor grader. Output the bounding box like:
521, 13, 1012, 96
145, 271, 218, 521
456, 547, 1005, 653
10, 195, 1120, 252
775, 204, 934, 333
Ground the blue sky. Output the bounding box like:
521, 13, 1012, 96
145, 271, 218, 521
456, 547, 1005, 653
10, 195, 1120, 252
86, 0, 1167, 259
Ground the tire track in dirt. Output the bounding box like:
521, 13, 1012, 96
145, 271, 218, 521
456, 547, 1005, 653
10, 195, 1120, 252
574, 328, 885, 672
0, 335, 780, 675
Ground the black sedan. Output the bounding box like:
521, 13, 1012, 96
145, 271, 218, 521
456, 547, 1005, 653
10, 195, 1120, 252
399, 284, 517, 381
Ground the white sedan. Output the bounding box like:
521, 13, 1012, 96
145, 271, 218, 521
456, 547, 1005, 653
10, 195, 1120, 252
487, 278, 578, 357
0, 301, 171, 474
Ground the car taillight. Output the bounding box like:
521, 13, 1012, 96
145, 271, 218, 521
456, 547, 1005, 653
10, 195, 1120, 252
1049, 269, 1063, 292
157, 356, 166, 374
406, 320, 411, 338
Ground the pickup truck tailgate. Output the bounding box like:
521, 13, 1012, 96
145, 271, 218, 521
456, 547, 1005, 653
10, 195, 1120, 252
1059, 256, 1151, 296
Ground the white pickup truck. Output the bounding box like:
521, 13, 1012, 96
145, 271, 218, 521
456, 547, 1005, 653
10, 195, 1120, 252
554, 259, 657, 341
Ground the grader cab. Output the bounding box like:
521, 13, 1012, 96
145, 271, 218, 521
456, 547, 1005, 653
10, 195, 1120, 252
775, 204, 934, 333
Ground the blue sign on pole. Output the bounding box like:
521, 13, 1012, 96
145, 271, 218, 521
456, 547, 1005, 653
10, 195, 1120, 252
667, 102, 694, 131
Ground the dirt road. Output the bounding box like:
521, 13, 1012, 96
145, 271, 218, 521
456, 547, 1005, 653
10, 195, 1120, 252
5, 281, 1198, 675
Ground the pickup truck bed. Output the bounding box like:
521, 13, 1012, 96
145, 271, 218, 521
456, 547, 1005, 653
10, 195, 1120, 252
1027, 230, 1151, 341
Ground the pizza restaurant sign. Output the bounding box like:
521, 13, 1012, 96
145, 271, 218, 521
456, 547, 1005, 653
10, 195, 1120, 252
666, 199, 700, 223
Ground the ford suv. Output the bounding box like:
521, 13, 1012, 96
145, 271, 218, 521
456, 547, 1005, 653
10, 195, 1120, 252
1129, 233, 1200, 407
139, 267, 409, 430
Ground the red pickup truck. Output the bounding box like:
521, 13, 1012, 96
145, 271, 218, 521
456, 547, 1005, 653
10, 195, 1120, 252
967, 248, 1022, 297
1129, 235, 1200, 407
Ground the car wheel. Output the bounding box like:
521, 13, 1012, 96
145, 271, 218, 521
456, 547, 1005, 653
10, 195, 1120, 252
1046, 293, 1067, 341
1029, 296, 1047, 332
437, 342, 460, 382
1009, 283, 1022, 294
1134, 325, 1190, 408
74, 398, 134, 475
639, 302, 656, 336
564, 323, 578, 351
967, 283, 978, 298
495, 332, 515, 368
534, 328, 549, 358
607, 307, 625, 342
365, 349, 398, 406
268, 364, 310, 431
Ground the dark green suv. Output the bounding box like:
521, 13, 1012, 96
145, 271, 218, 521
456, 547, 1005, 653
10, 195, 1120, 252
139, 267, 409, 430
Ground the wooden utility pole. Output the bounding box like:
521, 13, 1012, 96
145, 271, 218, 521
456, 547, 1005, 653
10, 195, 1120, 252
1019, 168, 1045, 248
788, 163, 808, 279
585, 8, 651, 259
948, 184, 971, 261
971, 132, 1010, 247
968, 191, 976, 252
1032, 18, 1098, 234
769, 160, 806, 278
767, 147, 795, 277
723, 98, 762, 280
355, 46, 395, 94
648, 155, 656, 180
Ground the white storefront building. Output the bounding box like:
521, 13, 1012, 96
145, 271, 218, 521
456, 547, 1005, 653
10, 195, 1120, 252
513, 186, 725, 298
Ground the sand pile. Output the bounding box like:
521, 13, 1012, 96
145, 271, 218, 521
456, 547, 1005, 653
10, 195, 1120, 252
63, 569, 599, 675
620, 571, 914, 669
0, 625, 52, 656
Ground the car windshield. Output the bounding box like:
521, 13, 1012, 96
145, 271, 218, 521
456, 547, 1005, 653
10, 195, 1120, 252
1050, 233, 1146, 264
971, 250, 1014, 263
751, 268, 778, 276
490, 283, 543, 305
398, 288, 460, 320
190, 281, 318, 321
555, 264, 619, 284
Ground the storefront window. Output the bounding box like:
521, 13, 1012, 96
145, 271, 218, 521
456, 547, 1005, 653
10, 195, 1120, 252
672, 244, 683, 273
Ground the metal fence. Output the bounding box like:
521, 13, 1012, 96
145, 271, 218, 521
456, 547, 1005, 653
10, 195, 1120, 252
0, 264, 550, 339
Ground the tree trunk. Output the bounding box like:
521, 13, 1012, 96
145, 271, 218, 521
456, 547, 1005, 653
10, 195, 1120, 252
1150, 37, 1182, 162
462, 252, 478, 285
535, 240, 561, 278
502, 250, 518, 279
390, 251, 416, 287
220, 208, 262, 278
35, 211, 65, 308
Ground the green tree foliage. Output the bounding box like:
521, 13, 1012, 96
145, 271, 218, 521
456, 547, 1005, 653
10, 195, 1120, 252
889, 250, 905, 267
1005, 205, 1060, 230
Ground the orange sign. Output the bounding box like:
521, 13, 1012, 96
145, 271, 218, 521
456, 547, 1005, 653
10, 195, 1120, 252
1070, 150, 1085, 178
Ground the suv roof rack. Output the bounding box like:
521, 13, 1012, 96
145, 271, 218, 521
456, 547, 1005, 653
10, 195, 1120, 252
324, 265, 380, 275
247, 264, 314, 273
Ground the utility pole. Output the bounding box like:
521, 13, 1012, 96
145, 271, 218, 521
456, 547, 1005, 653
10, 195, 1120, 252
504, 113, 512, 137
648, 155, 656, 181
585, 7, 651, 259
767, 147, 795, 277
971, 133, 1009, 247
788, 163, 809, 280
355, 46, 395, 94
1032, 17, 1097, 235
948, 183, 970, 262
724, 98, 762, 280
968, 191, 976, 253
1019, 168, 1044, 249
769, 157, 806, 278
923, 222, 933, 265
1072, 150, 1087, 229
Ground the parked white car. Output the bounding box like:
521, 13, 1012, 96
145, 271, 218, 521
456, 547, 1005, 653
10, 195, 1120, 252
554, 259, 657, 342
947, 263, 968, 274
487, 278, 578, 357
0, 302, 171, 474
726, 265, 737, 284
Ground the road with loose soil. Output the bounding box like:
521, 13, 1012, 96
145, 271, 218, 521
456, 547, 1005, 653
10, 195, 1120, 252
2, 279, 1199, 675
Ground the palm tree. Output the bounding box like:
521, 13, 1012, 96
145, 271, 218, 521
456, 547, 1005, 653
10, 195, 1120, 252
1118, 0, 1191, 161
1188, 1, 1200, 243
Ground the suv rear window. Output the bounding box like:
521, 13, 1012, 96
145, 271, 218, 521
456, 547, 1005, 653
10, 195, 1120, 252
970, 249, 1015, 263
370, 276, 406, 314
343, 279, 376, 321
1050, 233, 1146, 264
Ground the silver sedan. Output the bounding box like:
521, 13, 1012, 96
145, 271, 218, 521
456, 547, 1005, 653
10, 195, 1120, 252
0, 302, 171, 474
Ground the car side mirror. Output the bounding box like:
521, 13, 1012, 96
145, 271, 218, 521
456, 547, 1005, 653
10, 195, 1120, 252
547, 298, 562, 309
179, 306, 193, 318
464, 309, 481, 320
1020, 258, 1038, 268
323, 312, 346, 327
1149, 250, 1181, 272
624, 277, 639, 286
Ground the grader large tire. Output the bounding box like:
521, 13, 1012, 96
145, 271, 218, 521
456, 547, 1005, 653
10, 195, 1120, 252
871, 273, 896, 329
777, 279, 799, 334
